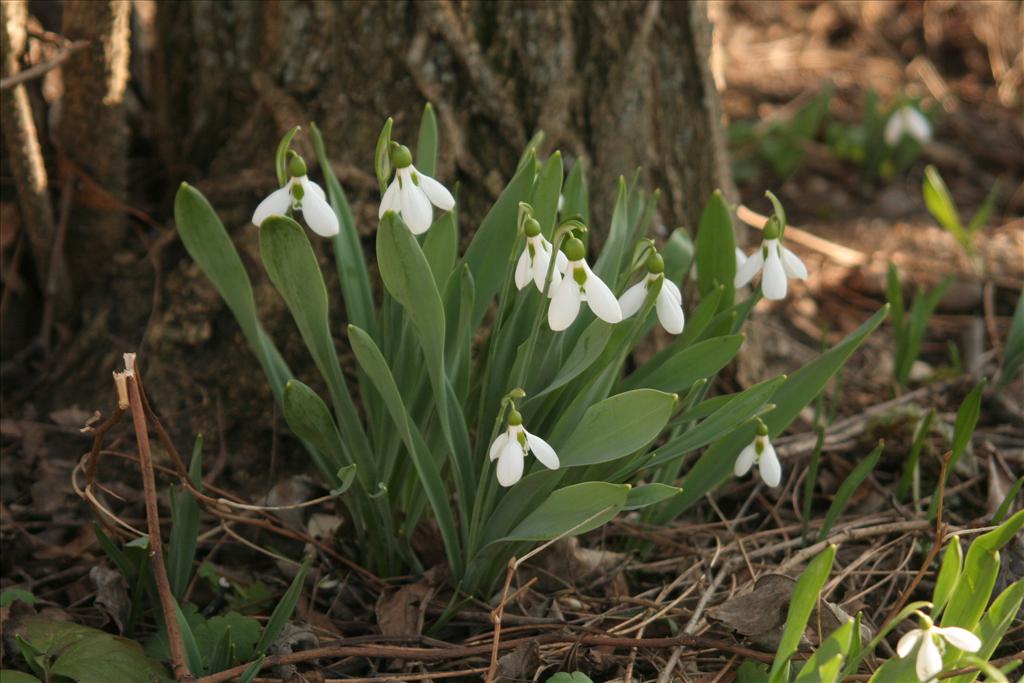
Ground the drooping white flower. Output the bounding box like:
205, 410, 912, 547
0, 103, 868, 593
734, 422, 781, 487
734, 219, 807, 301
515, 217, 568, 295
488, 410, 559, 487
884, 105, 932, 147
548, 237, 623, 331
378, 144, 454, 235
896, 615, 981, 682
252, 153, 338, 237
619, 252, 685, 334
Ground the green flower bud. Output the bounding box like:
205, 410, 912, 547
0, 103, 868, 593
524, 217, 542, 237
563, 237, 586, 262
645, 251, 665, 274
755, 419, 769, 437
288, 151, 307, 179
763, 216, 781, 240
507, 409, 523, 426
389, 142, 413, 169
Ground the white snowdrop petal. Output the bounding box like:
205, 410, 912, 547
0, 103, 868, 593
781, 247, 808, 280
761, 246, 788, 300
301, 186, 340, 237
735, 247, 747, 270
531, 248, 554, 294
582, 264, 622, 323
401, 185, 434, 234
936, 627, 980, 653
916, 635, 944, 683
758, 440, 782, 487
884, 113, 904, 147
662, 278, 683, 305
415, 168, 455, 211
904, 108, 932, 144
525, 431, 560, 470
515, 248, 533, 290
618, 281, 648, 319
656, 287, 686, 334
489, 431, 510, 461
548, 275, 582, 331
897, 630, 922, 658
496, 442, 525, 487
555, 250, 569, 273
734, 250, 763, 288
301, 177, 327, 201
734, 444, 757, 477
252, 186, 292, 226
379, 179, 401, 218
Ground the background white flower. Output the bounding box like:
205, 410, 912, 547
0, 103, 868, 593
885, 105, 933, 147
378, 144, 454, 234
489, 411, 559, 487
734, 424, 781, 487
252, 154, 338, 237
735, 219, 807, 301
548, 238, 623, 331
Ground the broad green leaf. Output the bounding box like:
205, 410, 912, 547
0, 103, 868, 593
530, 151, 563, 237
547, 673, 594, 683
309, 122, 376, 337
259, 216, 372, 477
423, 207, 458, 289
663, 228, 695, 283
282, 381, 348, 482
593, 177, 629, 283
464, 153, 538, 327
531, 320, 613, 400
737, 661, 770, 683
619, 335, 744, 393
998, 291, 1024, 387
348, 325, 463, 574
695, 190, 736, 308
174, 184, 292, 400
562, 158, 589, 224
416, 103, 438, 177
274, 125, 300, 186
255, 556, 310, 654
947, 580, 1024, 683
768, 545, 836, 683
924, 165, 965, 243
14, 618, 169, 683
501, 482, 631, 542
517, 131, 544, 171
622, 484, 682, 510
929, 379, 984, 519
943, 509, 1024, 630
817, 441, 883, 541
374, 117, 393, 195
795, 620, 855, 683
932, 535, 962, 617
0, 672, 42, 683
558, 390, 676, 467
667, 305, 888, 517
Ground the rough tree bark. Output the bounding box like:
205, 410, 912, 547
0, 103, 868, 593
152, 0, 734, 234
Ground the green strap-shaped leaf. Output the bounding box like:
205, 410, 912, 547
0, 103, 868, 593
255, 557, 310, 655
818, 441, 883, 541
768, 545, 836, 683
622, 484, 682, 511
619, 335, 744, 393
464, 154, 538, 328
309, 122, 376, 337
347, 325, 464, 575
530, 151, 564, 238
500, 482, 631, 542
529, 320, 614, 401
562, 158, 589, 225
695, 190, 736, 309
945, 580, 1024, 683
932, 535, 962, 617
167, 436, 203, 599
593, 177, 629, 283
281, 380, 350, 482
928, 379, 984, 519
664, 305, 889, 518
423, 207, 459, 289
258, 216, 373, 478
557, 390, 676, 468
998, 290, 1024, 386
923, 165, 964, 241
416, 103, 438, 177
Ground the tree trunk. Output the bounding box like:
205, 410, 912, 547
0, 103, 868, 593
152, 0, 733, 233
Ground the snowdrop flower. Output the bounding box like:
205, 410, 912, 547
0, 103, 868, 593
734, 421, 781, 487
884, 105, 932, 147
548, 238, 623, 331
896, 613, 980, 682
252, 153, 338, 237
619, 252, 685, 334
734, 218, 807, 301
488, 409, 559, 487
378, 143, 454, 235
515, 217, 568, 295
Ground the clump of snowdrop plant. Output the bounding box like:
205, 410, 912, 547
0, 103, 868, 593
175, 104, 889, 596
